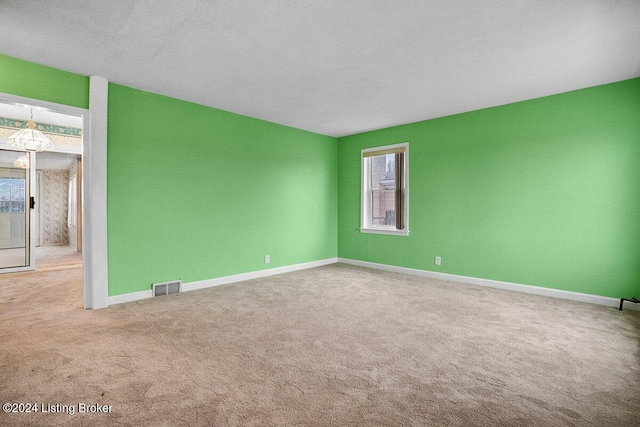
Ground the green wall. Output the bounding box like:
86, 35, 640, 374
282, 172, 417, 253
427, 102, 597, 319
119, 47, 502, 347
0, 54, 89, 109
0, 53, 337, 297
107, 84, 337, 296
2, 52, 639, 300
338, 78, 640, 298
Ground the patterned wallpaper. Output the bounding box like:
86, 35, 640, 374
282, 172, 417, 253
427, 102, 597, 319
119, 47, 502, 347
0, 117, 81, 136
0, 116, 82, 148
41, 170, 69, 246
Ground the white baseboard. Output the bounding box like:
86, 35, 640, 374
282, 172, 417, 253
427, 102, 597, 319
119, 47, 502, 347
338, 258, 640, 311
107, 256, 639, 312
107, 257, 338, 306
182, 258, 338, 292
107, 289, 153, 305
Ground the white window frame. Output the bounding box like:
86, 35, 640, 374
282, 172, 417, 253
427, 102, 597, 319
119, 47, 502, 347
360, 142, 409, 236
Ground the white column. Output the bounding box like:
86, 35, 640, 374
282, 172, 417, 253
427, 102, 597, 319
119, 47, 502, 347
84, 76, 109, 309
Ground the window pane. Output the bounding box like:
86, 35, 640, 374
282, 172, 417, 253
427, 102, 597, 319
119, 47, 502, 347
10, 201, 24, 213
371, 190, 395, 226
11, 188, 24, 202
371, 154, 395, 190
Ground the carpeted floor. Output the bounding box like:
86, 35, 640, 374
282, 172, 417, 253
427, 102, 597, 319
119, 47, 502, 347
0, 245, 82, 270
35, 245, 82, 270
0, 264, 638, 426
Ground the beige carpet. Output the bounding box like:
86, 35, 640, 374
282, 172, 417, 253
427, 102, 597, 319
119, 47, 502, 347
0, 245, 82, 270
35, 245, 82, 270
0, 264, 638, 426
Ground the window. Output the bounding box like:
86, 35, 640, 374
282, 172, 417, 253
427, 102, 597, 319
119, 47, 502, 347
0, 176, 26, 213
361, 142, 408, 236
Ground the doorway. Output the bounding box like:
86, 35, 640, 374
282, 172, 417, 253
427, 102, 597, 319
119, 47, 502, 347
0, 83, 106, 310
35, 152, 83, 270
0, 103, 83, 274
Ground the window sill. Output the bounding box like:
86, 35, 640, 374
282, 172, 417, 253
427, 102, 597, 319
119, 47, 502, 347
360, 227, 409, 236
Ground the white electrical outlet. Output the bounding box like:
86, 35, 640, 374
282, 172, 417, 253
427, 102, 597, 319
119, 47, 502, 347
265, 255, 270, 264
435, 256, 441, 266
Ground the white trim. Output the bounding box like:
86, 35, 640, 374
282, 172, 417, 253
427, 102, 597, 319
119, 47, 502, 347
359, 228, 409, 236
621, 301, 640, 311
105, 256, 638, 311
107, 257, 338, 306
338, 258, 639, 310
108, 289, 153, 305
182, 258, 337, 292
83, 76, 109, 309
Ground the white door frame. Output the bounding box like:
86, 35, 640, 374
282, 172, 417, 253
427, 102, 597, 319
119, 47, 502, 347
0, 78, 109, 309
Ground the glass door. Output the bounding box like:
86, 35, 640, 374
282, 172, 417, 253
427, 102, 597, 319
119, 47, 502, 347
0, 149, 34, 271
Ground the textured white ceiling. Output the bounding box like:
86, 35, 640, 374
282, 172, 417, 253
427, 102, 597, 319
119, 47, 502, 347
1, 1, 639, 137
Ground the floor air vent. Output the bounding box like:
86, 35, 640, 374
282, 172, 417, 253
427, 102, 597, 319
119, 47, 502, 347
152, 280, 182, 297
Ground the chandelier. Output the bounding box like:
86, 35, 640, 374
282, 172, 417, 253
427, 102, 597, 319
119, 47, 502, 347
6, 109, 55, 152
13, 155, 29, 169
